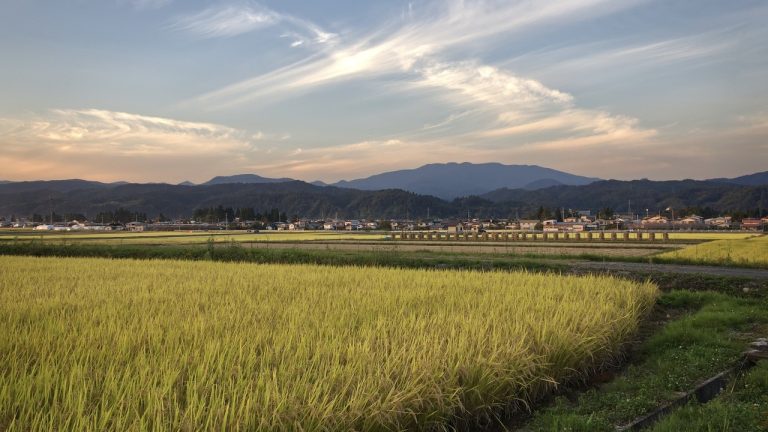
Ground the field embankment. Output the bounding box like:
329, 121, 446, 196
0, 256, 657, 431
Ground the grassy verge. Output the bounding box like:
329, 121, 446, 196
647, 360, 768, 432
523, 290, 768, 431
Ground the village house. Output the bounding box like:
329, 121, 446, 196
125, 222, 147, 232
642, 215, 669, 226
518, 220, 539, 231
444, 220, 465, 234
705, 216, 732, 228
740, 218, 764, 230
678, 215, 704, 225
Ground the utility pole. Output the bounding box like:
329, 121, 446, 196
49, 195, 54, 225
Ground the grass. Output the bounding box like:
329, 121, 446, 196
0, 256, 657, 431
648, 361, 768, 431
524, 290, 768, 431
656, 235, 768, 269
0, 241, 567, 272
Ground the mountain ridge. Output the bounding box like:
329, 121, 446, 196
330, 162, 600, 199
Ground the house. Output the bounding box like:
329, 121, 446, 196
126, 222, 146, 232
705, 217, 732, 228
518, 220, 539, 231
34, 224, 53, 231
741, 218, 763, 230
678, 215, 704, 225
642, 215, 669, 225
445, 220, 465, 233
345, 220, 362, 230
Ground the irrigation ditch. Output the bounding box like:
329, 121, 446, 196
617, 338, 768, 431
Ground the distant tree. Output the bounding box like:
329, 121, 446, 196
599, 207, 614, 219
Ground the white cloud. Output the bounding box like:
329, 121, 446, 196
0, 109, 261, 156
170, 4, 277, 39
0, 109, 277, 182
192, 0, 642, 107
170, 1, 338, 46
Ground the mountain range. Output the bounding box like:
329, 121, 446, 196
330, 163, 600, 199
180, 163, 600, 199
179, 163, 768, 200
0, 164, 766, 220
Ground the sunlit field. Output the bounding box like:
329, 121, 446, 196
657, 235, 768, 268
0, 256, 657, 431
0, 231, 386, 244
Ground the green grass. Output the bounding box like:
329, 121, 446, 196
648, 360, 768, 431
0, 241, 567, 272
525, 290, 768, 431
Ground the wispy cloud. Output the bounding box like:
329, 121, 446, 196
0, 109, 260, 156
170, 3, 277, 39
170, 1, 337, 46
0, 109, 273, 182
125, 0, 172, 10
191, 0, 642, 107
508, 30, 739, 80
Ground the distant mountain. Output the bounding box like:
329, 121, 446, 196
523, 178, 565, 190
310, 180, 329, 187
204, 174, 295, 185
0, 181, 12, 184
0, 179, 113, 194
709, 171, 768, 187
0, 181, 452, 220
1, 178, 764, 221
332, 162, 599, 199
178, 181, 196, 186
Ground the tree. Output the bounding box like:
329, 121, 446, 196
599, 207, 614, 220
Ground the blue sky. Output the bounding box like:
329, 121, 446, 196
1, 0, 767, 183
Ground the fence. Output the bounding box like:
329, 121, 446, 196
390, 231, 670, 242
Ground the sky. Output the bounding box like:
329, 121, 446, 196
1, 0, 767, 184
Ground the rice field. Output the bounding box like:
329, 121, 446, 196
657, 234, 768, 268
0, 231, 386, 244
0, 256, 657, 431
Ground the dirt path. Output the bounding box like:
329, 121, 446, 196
568, 260, 768, 279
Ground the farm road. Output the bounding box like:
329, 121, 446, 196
569, 261, 768, 280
